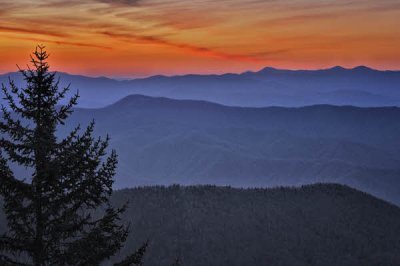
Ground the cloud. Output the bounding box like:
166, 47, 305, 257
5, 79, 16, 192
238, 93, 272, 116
361, 1, 400, 12
6, 35, 112, 50
116, 10, 222, 31
258, 13, 338, 28
35, 0, 141, 8
249, 48, 297, 58
0, 25, 68, 38
95, 0, 141, 6
100, 31, 263, 62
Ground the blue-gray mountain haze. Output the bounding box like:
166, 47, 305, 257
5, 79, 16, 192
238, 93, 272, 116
2, 67, 400, 206
2, 66, 400, 108
54, 95, 400, 206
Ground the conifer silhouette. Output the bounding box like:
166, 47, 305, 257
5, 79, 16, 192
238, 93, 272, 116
0, 45, 146, 265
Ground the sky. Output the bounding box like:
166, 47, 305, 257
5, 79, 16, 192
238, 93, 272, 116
1, 0, 400, 78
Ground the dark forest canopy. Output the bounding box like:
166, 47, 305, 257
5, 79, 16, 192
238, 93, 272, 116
0, 183, 399, 265
60, 183, 400, 266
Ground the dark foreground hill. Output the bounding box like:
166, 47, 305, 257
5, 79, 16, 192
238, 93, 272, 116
53, 95, 400, 205
103, 184, 400, 266
2, 184, 397, 265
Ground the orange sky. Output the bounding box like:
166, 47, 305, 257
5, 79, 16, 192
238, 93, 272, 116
1, 0, 400, 77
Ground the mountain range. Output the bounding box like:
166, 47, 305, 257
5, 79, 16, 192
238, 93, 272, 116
31, 94, 400, 206
1, 66, 400, 108
3, 66, 400, 205
2, 66, 400, 263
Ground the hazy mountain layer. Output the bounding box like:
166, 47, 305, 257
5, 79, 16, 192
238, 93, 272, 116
48, 95, 400, 205
2, 66, 400, 108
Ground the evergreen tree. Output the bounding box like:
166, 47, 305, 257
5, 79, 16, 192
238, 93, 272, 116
0, 45, 146, 265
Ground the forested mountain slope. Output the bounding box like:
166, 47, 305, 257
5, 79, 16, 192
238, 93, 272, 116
54, 95, 400, 205
2, 184, 398, 265
106, 184, 400, 266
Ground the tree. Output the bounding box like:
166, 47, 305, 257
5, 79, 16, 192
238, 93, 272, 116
0, 45, 146, 265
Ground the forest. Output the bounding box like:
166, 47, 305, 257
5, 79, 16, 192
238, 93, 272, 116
1, 183, 400, 265
100, 184, 400, 265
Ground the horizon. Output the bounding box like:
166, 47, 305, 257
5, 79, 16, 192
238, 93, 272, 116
1, 0, 400, 77
1, 64, 398, 80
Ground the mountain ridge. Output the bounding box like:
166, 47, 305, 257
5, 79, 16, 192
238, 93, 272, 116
2, 66, 400, 108
44, 95, 400, 205
110, 183, 400, 265
1, 65, 393, 80
1, 183, 399, 265
107, 93, 400, 110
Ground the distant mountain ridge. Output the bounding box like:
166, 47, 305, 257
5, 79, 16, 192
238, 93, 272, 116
1, 66, 400, 108
37, 94, 400, 205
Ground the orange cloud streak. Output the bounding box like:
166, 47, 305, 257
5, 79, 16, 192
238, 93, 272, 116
0, 25, 68, 38
7, 36, 112, 50
100, 31, 262, 63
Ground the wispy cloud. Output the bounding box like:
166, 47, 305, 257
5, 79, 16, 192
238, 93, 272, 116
96, 0, 141, 5
100, 31, 262, 62
260, 13, 338, 27
249, 48, 297, 58
5, 35, 112, 50
0, 25, 68, 38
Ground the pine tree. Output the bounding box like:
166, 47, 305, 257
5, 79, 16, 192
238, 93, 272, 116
0, 45, 146, 265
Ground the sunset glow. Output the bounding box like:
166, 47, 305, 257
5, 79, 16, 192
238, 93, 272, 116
1, 0, 400, 77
